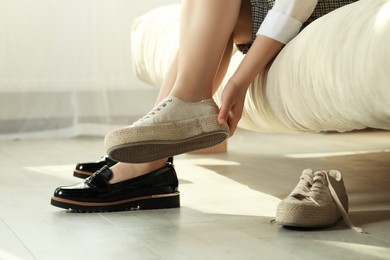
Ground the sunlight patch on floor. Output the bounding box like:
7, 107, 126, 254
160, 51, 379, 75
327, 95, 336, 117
178, 157, 241, 166
318, 240, 390, 259
0, 249, 25, 260
175, 158, 280, 218
24, 165, 75, 181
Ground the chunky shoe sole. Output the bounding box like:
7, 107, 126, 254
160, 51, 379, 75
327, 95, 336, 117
105, 115, 229, 163
108, 131, 228, 163
275, 195, 348, 228
50, 192, 180, 212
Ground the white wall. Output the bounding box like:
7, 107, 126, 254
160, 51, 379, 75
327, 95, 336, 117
0, 0, 180, 92
0, 0, 180, 138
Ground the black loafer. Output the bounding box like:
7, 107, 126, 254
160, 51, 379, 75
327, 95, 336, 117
74, 155, 118, 179
51, 158, 179, 212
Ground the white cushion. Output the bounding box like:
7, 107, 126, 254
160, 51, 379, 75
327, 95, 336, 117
131, 5, 180, 87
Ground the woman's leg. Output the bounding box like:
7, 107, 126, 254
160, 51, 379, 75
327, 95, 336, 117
170, 0, 242, 102
110, 0, 251, 183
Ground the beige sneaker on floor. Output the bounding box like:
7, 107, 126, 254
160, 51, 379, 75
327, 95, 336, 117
104, 96, 230, 163
275, 169, 365, 233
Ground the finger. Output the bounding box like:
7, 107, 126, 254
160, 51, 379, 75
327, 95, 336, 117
227, 115, 238, 136
218, 102, 231, 125
227, 111, 242, 136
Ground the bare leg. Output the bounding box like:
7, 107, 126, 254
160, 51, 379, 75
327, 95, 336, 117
110, 0, 251, 183
170, 0, 241, 102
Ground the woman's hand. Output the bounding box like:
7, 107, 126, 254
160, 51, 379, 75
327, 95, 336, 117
217, 36, 284, 136
218, 79, 248, 136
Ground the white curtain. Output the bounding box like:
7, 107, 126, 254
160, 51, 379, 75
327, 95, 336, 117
0, 0, 180, 139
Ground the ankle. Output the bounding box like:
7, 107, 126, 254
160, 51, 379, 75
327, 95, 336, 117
170, 89, 212, 103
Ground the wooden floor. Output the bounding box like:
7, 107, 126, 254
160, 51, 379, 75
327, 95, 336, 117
0, 128, 389, 260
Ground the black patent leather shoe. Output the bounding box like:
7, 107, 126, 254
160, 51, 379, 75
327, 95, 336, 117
74, 155, 118, 179
51, 158, 179, 212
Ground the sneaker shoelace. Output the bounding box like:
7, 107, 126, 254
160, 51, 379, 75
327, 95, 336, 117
298, 170, 365, 233
295, 170, 328, 206
322, 172, 367, 233
135, 98, 173, 123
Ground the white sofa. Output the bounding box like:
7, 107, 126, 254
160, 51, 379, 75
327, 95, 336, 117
131, 0, 390, 133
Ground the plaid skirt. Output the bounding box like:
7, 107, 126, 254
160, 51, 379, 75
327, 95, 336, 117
236, 0, 359, 53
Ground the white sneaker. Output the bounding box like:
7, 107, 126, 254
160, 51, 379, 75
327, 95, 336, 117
275, 169, 365, 233
104, 96, 230, 163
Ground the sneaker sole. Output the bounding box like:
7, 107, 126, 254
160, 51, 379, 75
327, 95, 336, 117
50, 192, 180, 212
105, 115, 229, 163
275, 195, 348, 228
